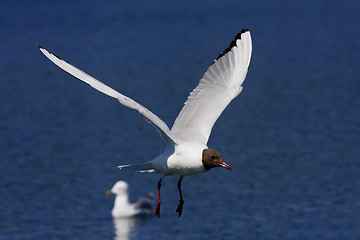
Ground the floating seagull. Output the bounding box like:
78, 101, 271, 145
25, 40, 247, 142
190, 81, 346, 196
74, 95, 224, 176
106, 181, 153, 218
39, 28, 252, 218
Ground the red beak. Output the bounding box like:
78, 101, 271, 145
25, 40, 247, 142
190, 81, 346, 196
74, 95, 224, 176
217, 162, 232, 170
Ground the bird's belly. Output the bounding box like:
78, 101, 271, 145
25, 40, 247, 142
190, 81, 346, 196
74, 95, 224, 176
167, 164, 206, 176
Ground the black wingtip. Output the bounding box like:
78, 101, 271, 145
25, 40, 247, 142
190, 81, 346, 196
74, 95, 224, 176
212, 28, 250, 64
38, 45, 64, 60
234, 28, 249, 40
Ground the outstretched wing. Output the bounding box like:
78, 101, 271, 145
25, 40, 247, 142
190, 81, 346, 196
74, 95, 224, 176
171, 29, 252, 144
39, 46, 179, 145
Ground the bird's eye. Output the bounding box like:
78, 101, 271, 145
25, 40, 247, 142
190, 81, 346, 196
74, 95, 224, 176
210, 155, 216, 160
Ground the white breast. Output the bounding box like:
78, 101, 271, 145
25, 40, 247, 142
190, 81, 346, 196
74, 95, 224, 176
160, 142, 207, 176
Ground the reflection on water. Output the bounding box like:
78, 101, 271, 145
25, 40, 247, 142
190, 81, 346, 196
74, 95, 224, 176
113, 217, 150, 240
113, 217, 136, 240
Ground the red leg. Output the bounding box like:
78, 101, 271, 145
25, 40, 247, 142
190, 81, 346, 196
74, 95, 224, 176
154, 177, 163, 218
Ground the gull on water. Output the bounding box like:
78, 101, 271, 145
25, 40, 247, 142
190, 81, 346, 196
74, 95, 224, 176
106, 181, 153, 218
39, 28, 252, 218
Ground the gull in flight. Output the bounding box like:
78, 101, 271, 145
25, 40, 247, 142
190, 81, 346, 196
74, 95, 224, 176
39, 29, 252, 218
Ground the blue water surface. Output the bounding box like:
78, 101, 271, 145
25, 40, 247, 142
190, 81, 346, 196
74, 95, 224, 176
1, 0, 360, 239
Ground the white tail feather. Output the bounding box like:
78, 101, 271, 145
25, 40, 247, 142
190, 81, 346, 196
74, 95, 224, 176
118, 162, 154, 173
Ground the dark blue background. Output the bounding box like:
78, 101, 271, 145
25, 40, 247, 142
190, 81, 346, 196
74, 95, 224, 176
1, 0, 359, 239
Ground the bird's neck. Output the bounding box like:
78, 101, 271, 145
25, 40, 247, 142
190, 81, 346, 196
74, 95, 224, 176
113, 194, 130, 210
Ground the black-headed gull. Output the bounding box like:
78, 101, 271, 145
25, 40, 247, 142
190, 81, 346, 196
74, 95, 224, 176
106, 181, 153, 218
39, 28, 252, 217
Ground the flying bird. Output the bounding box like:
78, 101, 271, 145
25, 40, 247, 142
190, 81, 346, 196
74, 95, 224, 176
39, 29, 252, 218
106, 181, 154, 218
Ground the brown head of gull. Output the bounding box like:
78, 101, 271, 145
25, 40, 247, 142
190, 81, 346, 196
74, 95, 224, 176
39, 28, 252, 218
202, 149, 232, 171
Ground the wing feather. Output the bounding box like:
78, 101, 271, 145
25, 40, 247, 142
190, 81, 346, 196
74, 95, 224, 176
39, 46, 179, 145
171, 29, 252, 144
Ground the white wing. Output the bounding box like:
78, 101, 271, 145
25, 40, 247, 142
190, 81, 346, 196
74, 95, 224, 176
39, 46, 179, 145
171, 29, 252, 144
